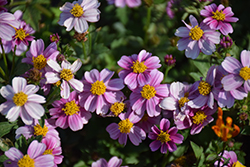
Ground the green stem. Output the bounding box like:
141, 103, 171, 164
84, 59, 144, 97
144, 6, 152, 46
10, 46, 17, 78
163, 65, 173, 83
34, 4, 53, 18
7, 1, 28, 7
82, 41, 87, 61
88, 31, 92, 55
0, 66, 5, 78
0, 40, 9, 80
44, 86, 60, 106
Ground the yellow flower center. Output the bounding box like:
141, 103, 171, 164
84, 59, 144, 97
70, 3, 84, 17
33, 124, 48, 137
192, 111, 207, 125
141, 84, 156, 99
189, 25, 204, 41
60, 69, 73, 81
90, 80, 106, 95
198, 81, 211, 96
239, 66, 250, 81
118, 118, 133, 133
32, 55, 47, 70
232, 161, 246, 167
157, 130, 171, 143
131, 60, 147, 73
110, 102, 125, 116
54, 80, 61, 87
62, 100, 80, 116
15, 28, 29, 41
43, 149, 53, 155
12, 92, 28, 106
17, 155, 35, 167
178, 97, 189, 108
212, 10, 225, 21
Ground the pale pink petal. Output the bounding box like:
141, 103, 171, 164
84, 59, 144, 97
34, 154, 54, 167
0, 85, 14, 100
106, 123, 120, 139
70, 59, 82, 73
5, 147, 23, 161
45, 72, 60, 84
100, 68, 114, 83
185, 40, 200, 59
20, 109, 33, 125
28, 140, 46, 159
241, 50, 250, 67
149, 140, 161, 152
117, 56, 133, 69
105, 78, 124, 90
6, 106, 21, 122
23, 85, 39, 95
12, 77, 27, 93
84, 94, 97, 112
60, 80, 70, 99
69, 78, 84, 92
24, 102, 44, 119
159, 97, 177, 110
68, 114, 83, 131
118, 133, 127, 145
56, 116, 68, 129
221, 74, 243, 91
74, 17, 88, 33
47, 59, 62, 72
221, 57, 242, 74
27, 94, 46, 103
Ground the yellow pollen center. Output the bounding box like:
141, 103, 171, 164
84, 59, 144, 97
60, 69, 73, 81
189, 25, 204, 41
157, 130, 171, 143
54, 80, 61, 87
15, 28, 29, 41
32, 55, 47, 70
51, 36, 58, 42
17, 155, 35, 167
118, 118, 133, 133
192, 111, 207, 125
33, 124, 48, 137
70, 3, 84, 17
212, 10, 226, 21
239, 66, 250, 81
232, 161, 246, 167
110, 102, 125, 116
90, 80, 106, 95
178, 97, 189, 108
131, 60, 148, 73
198, 81, 211, 96
62, 100, 80, 116
12, 92, 28, 106
43, 149, 53, 155
141, 84, 156, 99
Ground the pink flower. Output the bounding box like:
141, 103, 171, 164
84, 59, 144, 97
4, 140, 54, 167
114, 0, 141, 8
49, 91, 92, 131
200, 3, 239, 35
15, 119, 60, 141
22, 39, 59, 71
0, 12, 20, 41
79, 68, 125, 115
58, 0, 100, 33
135, 113, 161, 133
50, 33, 60, 43
175, 15, 221, 59
130, 70, 169, 117
91, 156, 126, 167
117, 49, 161, 90
45, 59, 83, 99
0, 77, 45, 125
106, 111, 146, 146
214, 150, 245, 167
41, 137, 64, 167
148, 118, 183, 154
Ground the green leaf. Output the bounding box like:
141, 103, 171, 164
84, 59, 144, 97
198, 153, 205, 167
73, 160, 87, 167
0, 154, 8, 163
0, 138, 11, 152
116, 7, 128, 25
190, 141, 203, 159
0, 121, 17, 138
23, 6, 42, 31
189, 72, 202, 81
191, 54, 211, 78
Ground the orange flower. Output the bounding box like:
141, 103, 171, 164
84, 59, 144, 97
212, 107, 240, 141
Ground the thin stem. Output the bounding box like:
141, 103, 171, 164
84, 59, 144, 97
82, 41, 87, 61
0, 40, 9, 81
44, 86, 60, 106
144, 6, 152, 46
0, 66, 5, 78
163, 65, 174, 83
10, 46, 17, 78
88, 31, 92, 54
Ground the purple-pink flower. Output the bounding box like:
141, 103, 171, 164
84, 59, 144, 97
114, 0, 141, 8
79, 68, 125, 115
0, 77, 45, 125
214, 150, 245, 167
200, 3, 239, 35
58, 0, 100, 33
4, 140, 54, 167
175, 15, 221, 59
148, 118, 183, 154
45, 59, 83, 99
135, 113, 161, 133
118, 49, 161, 90
91, 156, 126, 167
130, 69, 169, 117
221, 50, 250, 93
49, 91, 92, 131
50, 33, 60, 43
106, 111, 146, 146
0, 0, 8, 12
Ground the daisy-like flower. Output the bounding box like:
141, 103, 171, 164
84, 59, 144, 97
130, 69, 169, 117
148, 118, 183, 154
22, 39, 59, 71
175, 15, 221, 59
0, 12, 20, 41
58, 0, 100, 33
0, 77, 45, 125
213, 65, 247, 108
4, 140, 54, 167
106, 111, 146, 146
91, 156, 126, 167
135, 113, 161, 133
188, 65, 216, 109
221, 50, 250, 93
118, 49, 161, 90
214, 150, 246, 167
49, 91, 92, 131
159, 82, 194, 121
50, 33, 60, 43
200, 3, 239, 35
114, 0, 141, 8
79, 68, 125, 115
175, 105, 216, 134
42, 137, 64, 167
15, 119, 60, 141
45, 59, 83, 99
